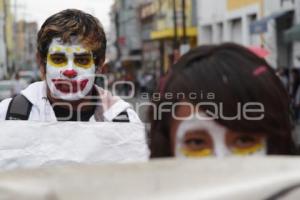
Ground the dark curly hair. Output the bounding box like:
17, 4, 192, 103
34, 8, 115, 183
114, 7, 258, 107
37, 9, 107, 67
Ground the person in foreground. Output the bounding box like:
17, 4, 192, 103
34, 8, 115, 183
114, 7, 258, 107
149, 43, 295, 158
0, 9, 140, 122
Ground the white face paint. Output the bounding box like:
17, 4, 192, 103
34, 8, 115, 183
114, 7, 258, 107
46, 37, 96, 101
175, 112, 266, 158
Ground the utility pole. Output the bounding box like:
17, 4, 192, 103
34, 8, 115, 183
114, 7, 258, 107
11, 0, 25, 72
181, 0, 187, 44
12, 0, 17, 73
115, 12, 121, 62
3, 0, 9, 78
179, 0, 190, 56
172, 0, 181, 64
172, 0, 178, 50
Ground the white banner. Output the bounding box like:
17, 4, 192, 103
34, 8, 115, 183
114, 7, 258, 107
0, 121, 149, 170
0, 158, 300, 199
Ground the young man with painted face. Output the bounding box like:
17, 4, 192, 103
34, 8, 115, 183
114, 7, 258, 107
0, 9, 140, 122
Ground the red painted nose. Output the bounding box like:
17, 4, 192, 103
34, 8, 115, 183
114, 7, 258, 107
63, 69, 78, 78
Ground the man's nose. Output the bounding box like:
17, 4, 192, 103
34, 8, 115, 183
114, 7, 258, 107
63, 69, 78, 78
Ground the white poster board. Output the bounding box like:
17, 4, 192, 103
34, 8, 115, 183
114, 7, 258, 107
0, 121, 149, 170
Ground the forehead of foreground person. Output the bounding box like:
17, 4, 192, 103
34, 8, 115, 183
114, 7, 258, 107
149, 43, 294, 157
37, 9, 107, 69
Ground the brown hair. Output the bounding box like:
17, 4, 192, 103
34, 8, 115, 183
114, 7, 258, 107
37, 9, 107, 67
149, 43, 295, 157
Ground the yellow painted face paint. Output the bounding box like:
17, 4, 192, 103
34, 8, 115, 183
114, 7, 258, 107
47, 44, 94, 69
75, 47, 81, 52
66, 47, 73, 54
47, 53, 67, 68
176, 114, 267, 158
55, 46, 62, 52
180, 148, 213, 158
231, 142, 264, 156
73, 54, 94, 69
49, 46, 63, 53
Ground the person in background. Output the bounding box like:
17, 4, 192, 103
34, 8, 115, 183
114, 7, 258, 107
289, 69, 300, 121
276, 68, 288, 90
149, 43, 295, 158
11, 71, 24, 96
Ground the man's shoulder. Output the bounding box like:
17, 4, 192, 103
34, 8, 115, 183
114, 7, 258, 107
21, 81, 45, 95
0, 81, 45, 120
20, 81, 46, 105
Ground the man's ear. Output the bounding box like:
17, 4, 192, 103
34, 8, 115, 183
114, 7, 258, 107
36, 53, 46, 80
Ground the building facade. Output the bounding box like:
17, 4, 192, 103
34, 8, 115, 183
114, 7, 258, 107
4, 0, 14, 77
0, 0, 7, 79
149, 0, 198, 75
197, 0, 262, 46
116, 0, 142, 65
259, 0, 296, 68
108, 0, 143, 84
139, 0, 160, 78
294, 0, 300, 67
197, 0, 298, 68
0, 0, 17, 79
0, 0, 14, 79
15, 20, 38, 71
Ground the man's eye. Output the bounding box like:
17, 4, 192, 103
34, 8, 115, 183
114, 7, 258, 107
50, 55, 66, 64
75, 57, 91, 65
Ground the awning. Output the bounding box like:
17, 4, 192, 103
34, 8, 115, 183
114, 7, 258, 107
250, 10, 291, 34
150, 27, 197, 40
284, 24, 300, 43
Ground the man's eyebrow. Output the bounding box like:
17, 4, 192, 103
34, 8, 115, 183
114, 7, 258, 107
49, 52, 66, 56
74, 52, 92, 57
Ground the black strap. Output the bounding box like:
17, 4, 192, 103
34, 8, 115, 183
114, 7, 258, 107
5, 94, 129, 122
112, 111, 130, 122
5, 94, 33, 120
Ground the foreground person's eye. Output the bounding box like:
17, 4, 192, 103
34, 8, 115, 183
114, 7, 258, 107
235, 136, 257, 148
227, 132, 265, 155
180, 130, 213, 158
184, 138, 206, 150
